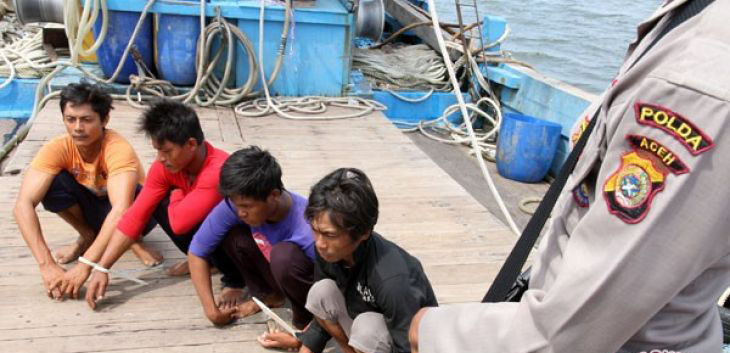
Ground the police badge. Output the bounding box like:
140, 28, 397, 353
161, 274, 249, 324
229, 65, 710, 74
603, 152, 666, 224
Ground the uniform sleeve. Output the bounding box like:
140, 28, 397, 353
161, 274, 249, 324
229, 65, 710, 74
118, 161, 170, 240
103, 134, 141, 177
377, 275, 432, 353
167, 166, 223, 234
29, 137, 69, 175
418, 77, 730, 352
189, 199, 242, 258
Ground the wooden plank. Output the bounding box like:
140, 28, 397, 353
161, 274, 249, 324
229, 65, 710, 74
0, 99, 524, 351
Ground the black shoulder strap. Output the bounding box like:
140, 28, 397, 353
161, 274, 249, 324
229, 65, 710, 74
482, 0, 714, 303
482, 110, 598, 303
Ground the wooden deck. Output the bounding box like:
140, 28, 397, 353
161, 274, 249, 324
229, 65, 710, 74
0, 101, 516, 352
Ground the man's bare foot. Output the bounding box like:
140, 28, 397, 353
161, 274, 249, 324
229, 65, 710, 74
130, 242, 163, 267
55, 237, 89, 264
165, 260, 190, 276
217, 287, 244, 310
234, 293, 285, 319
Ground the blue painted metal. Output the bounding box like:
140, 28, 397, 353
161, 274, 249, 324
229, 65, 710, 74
484, 65, 522, 89
105, 0, 350, 25
478, 17, 594, 175
482, 15, 506, 53
489, 64, 594, 175
371, 90, 471, 125
103, 0, 353, 96
155, 0, 200, 86
0, 79, 39, 119
496, 112, 562, 182
235, 16, 351, 96
94, 10, 154, 84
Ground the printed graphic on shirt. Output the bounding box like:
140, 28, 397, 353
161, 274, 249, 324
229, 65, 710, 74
71, 164, 108, 196
634, 102, 714, 155
252, 232, 273, 262
603, 152, 666, 224
571, 115, 591, 147
356, 282, 375, 304
626, 135, 689, 175
572, 182, 590, 208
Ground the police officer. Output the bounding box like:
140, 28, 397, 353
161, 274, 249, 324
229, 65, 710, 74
409, 0, 730, 352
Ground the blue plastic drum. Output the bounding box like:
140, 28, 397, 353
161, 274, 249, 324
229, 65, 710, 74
496, 113, 562, 182
154, 3, 200, 86
93, 10, 153, 84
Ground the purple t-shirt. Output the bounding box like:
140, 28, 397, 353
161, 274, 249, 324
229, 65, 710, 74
189, 191, 315, 260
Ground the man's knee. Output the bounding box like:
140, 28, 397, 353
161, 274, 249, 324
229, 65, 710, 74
305, 279, 342, 320
350, 312, 391, 353
269, 242, 305, 283
41, 171, 79, 212
220, 225, 254, 256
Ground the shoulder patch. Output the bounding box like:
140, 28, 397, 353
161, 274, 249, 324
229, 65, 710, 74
634, 102, 714, 155
626, 135, 689, 175
572, 183, 590, 208
603, 152, 666, 224
571, 115, 591, 147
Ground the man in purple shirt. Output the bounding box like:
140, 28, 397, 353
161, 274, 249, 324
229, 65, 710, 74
187, 146, 315, 328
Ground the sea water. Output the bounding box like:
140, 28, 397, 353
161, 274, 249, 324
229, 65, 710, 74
434, 0, 661, 94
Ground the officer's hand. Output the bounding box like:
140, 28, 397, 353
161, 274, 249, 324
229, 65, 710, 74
85, 271, 109, 310
409, 307, 429, 353
58, 263, 92, 299
40, 262, 66, 300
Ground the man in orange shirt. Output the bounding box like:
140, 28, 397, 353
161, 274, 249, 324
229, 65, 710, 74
13, 82, 159, 300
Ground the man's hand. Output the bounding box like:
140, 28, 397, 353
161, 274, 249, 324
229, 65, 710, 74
206, 306, 237, 326
85, 271, 109, 309
39, 262, 66, 300
299, 344, 314, 353
409, 307, 429, 353
54, 263, 92, 299
258, 331, 301, 351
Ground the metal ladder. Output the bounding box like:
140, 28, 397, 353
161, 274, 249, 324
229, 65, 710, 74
453, 0, 499, 129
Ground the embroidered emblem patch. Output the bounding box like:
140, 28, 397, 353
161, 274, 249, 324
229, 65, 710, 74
634, 102, 714, 155
626, 135, 689, 175
572, 182, 590, 208
603, 152, 666, 224
571, 115, 591, 147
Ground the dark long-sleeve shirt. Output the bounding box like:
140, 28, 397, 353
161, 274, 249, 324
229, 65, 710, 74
299, 232, 437, 353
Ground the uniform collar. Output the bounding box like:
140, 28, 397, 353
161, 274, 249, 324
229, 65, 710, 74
645, 0, 690, 24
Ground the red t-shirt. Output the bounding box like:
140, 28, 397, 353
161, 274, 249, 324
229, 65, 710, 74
117, 142, 229, 240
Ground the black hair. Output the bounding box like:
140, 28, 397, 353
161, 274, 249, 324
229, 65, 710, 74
219, 146, 284, 201
305, 168, 379, 240
59, 82, 113, 122
138, 99, 204, 145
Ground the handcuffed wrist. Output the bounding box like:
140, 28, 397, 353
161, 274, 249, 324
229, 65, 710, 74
78, 256, 110, 273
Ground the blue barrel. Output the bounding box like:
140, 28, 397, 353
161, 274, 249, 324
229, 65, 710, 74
93, 11, 153, 84
155, 5, 200, 86
496, 113, 562, 182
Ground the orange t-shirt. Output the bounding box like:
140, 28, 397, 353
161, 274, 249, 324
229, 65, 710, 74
30, 129, 145, 197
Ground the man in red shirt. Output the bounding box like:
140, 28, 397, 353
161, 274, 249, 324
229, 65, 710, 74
85, 100, 244, 309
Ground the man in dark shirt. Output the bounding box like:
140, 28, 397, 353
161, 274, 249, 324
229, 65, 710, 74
259, 168, 437, 353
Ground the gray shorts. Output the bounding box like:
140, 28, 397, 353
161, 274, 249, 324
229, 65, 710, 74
305, 279, 392, 353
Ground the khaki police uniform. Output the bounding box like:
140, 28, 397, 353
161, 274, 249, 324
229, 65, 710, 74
419, 0, 730, 352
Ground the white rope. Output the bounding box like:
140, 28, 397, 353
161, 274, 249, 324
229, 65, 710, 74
353, 45, 449, 91
385, 88, 434, 103
236, 0, 386, 121
424, 0, 520, 236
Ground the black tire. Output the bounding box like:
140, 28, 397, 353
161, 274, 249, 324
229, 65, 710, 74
720, 305, 730, 344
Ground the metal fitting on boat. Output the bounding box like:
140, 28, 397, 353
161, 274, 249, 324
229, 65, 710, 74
13, 0, 65, 25
355, 0, 384, 41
